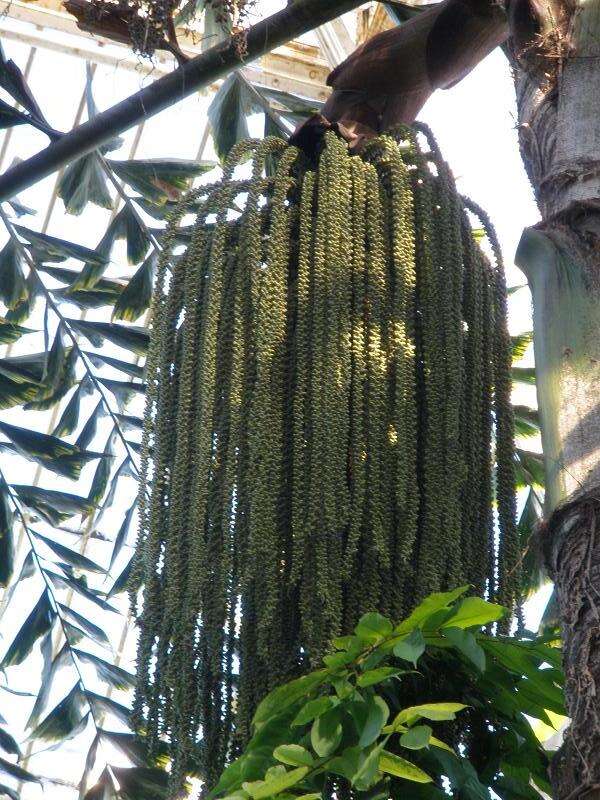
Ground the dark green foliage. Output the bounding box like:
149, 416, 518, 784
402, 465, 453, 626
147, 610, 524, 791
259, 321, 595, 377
209, 592, 559, 800
133, 128, 519, 792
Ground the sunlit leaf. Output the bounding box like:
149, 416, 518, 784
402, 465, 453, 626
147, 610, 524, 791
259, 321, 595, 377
113, 252, 156, 322
107, 158, 214, 205
511, 331, 533, 363
0, 421, 104, 480
58, 152, 113, 215
0, 239, 27, 309
67, 318, 149, 355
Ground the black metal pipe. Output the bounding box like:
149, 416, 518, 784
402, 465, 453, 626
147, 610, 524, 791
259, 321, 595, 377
0, 0, 362, 201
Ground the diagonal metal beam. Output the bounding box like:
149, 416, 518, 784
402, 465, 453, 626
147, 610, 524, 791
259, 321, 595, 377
0, 0, 362, 201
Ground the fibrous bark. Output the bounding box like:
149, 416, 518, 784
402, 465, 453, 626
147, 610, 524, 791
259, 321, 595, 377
544, 493, 600, 800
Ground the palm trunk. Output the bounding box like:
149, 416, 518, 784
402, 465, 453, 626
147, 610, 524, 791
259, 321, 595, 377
513, 2, 600, 795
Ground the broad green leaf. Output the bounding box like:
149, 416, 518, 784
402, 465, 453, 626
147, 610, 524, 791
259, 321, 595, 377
4, 270, 36, 324
67, 318, 149, 355
441, 597, 506, 630
430, 735, 456, 754
243, 766, 309, 799
291, 695, 335, 728
1, 591, 53, 667
515, 449, 545, 489
113, 252, 156, 321
273, 744, 314, 767
29, 684, 86, 742
111, 765, 173, 800
0, 421, 103, 480
208, 72, 252, 162
311, 706, 343, 757
355, 612, 393, 643
358, 696, 389, 748
0, 42, 47, 120
0, 422, 103, 480
88, 693, 132, 728
0, 374, 39, 409
393, 628, 426, 666
429, 749, 489, 800
107, 158, 214, 205
513, 405, 540, 439
54, 285, 122, 310
352, 742, 383, 791
98, 377, 145, 408
58, 152, 112, 215
443, 627, 486, 671
25, 325, 77, 411
395, 587, 470, 633
0, 486, 13, 587
87, 442, 113, 507
357, 667, 402, 687
76, 400, 104, 451
379, 750, 432, 783
115, 204, 151, 265
253, 670, 329, 728
400, 724, 432, 750
392, 703, 468, 728
14, 224, 107, 266
0, 239, 27, 309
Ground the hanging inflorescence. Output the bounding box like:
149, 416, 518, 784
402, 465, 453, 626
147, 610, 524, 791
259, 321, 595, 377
129, 126, 520, 792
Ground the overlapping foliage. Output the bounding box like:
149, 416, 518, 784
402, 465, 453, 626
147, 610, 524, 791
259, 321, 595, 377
209, 587, 562, 800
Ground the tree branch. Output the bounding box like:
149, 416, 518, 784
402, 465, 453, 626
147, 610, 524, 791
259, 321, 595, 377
0, 0, 364, 202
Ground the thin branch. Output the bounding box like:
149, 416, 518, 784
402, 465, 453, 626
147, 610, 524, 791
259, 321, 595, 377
0, 0, 364, 201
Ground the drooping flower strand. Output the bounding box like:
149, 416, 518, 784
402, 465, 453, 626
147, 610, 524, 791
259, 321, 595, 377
132, 127, 519, 795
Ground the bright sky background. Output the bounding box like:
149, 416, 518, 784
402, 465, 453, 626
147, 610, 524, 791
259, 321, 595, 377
0, 3, 553, 795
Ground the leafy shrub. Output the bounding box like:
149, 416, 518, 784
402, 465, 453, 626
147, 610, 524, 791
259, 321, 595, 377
210, 586, 562, 800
